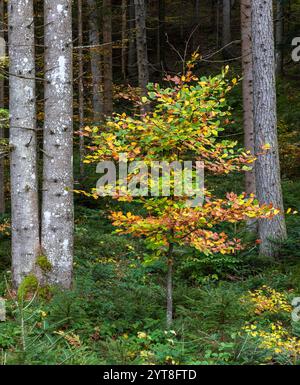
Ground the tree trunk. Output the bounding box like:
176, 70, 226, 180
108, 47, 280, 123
8, 0, 40, 287
180, 0, 184, 39
87, 0, 103, 123
127, 0, 137, 81
103, 0, 113, 116
192, 0, 201, 53
252, 0, 287, 258
134, 0, 149, 113
222, 0, 231, 57
157, 0, 166, 68
42, 0, 74, 288
166, 243, 174, 328
78, 0, 85, 177
211, 0, 217, 32
216, 0, 220, 48
275, 0, 284, 75
241, 1, 256, 202
0, 0, 5, 214
121, 0, 127, 80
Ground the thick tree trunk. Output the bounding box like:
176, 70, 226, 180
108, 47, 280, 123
134, 0, 149, 113
42, 0, 74, 288
87, 0, 103, 123
275, 0, 284, 75
127, 0, 136, 81
8, 0, 40, 287
241, 1, 256, 198
252, 0, 287, 258
0, 0, 5, 214
103, 0, 113, 116
78, 0, 85, 177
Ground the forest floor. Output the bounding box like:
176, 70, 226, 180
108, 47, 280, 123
0, 177, 300, 365
1, 79, 300, 365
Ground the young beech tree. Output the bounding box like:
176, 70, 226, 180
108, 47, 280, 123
83, 63, 279, 327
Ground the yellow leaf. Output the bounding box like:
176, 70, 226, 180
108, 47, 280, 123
262, 143, 271, 151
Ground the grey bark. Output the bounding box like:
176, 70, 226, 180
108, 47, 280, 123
103, 0, 113, 116
275, 0, 284, 75
241, 0, 255, 197
241, 0, 256, 233
134, 0, 149, 112
8, 0, 40, 287
0, 0, 5, 214
252, 0, 287, 257
87, 0, 103, 123
78, 0, 85, 177
42, 0, 74, 288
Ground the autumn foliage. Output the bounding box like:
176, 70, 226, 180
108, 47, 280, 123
83, 64, 279, 259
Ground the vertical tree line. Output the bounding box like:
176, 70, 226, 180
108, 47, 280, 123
42, 0, 74, 288
251, 0, 287, 257
8, 0, 40, 287
0, 0, 5, 215
241, 0, 256, 232
88, 0, 103, 123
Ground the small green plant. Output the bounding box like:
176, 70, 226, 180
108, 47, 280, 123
36, 255, 52, 272
17, 275, 39, 301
